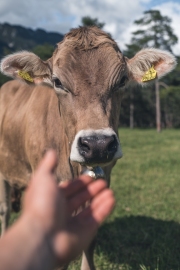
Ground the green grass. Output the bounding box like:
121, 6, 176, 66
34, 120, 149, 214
9, 129, 180, 270
69, 129, 180, 270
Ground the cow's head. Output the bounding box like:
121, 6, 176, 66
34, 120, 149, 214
0, 26, 176, 169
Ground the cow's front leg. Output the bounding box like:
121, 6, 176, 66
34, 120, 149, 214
81, 238, 96, 270
0, 177, 11, 236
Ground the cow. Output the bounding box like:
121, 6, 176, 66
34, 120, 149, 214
0, 26, 176, 270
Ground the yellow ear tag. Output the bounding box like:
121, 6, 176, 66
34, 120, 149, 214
141, 66, 157, 82
18, 70, 34, 82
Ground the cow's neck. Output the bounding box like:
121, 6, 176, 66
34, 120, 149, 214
49, 97, 80, 182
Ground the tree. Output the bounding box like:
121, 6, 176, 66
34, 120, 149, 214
32, 43, 54, 61
81, 16, 105, 29
163, 56, 180, 87
161, 86, 180, 128
81, 16, 112, 39
125, 10, 178, 55
120, 84, 156, 128
0, 73, 11, 87
124, 10, 178, 132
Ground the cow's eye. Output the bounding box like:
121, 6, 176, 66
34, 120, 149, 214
119, 76, 128, 88
53, 78, 63, 88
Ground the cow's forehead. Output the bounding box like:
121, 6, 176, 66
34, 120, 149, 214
53, 26, 125, 68
54, 44, 124, 69
53, 45, 126, 93
52, 28, 126, 89
56, 26, 120, 51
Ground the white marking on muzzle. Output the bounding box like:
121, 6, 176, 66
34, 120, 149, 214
70, 128, 122, 164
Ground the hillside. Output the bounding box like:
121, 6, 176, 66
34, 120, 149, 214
0, 22, 64, 57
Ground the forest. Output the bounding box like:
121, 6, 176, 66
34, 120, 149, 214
0, 10, 179, 129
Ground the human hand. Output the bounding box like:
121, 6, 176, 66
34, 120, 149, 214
23, 150, 115, 265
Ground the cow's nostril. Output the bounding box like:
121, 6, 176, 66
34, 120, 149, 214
108, 135, 117, 153
79, 138, 91, 153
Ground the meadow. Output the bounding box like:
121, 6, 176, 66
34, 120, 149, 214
70, 129, 180, 270
9, 128, 180, 270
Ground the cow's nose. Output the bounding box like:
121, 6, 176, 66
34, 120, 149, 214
78, 135, 118, 164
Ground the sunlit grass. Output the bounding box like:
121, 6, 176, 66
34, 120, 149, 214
70, 129, 180, 270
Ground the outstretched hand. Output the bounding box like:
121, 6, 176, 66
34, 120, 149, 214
23, 150, 115, 265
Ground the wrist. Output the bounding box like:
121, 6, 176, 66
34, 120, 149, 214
0, 214, 57, 270
19, 213, 58, 268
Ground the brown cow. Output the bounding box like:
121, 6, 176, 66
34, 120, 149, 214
0, 26, 176, 269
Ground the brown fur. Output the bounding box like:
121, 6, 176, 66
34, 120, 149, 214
58, 26, 117, 51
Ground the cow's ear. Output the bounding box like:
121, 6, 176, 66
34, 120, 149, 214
0, 51, 52, 85
126, 48, 177, 84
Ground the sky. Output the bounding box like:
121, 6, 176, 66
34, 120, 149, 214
0, 0, 180, 55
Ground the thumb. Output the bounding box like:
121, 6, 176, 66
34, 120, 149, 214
37, 150, 57, 175
27, 150, 58, 194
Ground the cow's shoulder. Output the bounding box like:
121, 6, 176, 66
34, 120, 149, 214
1, 79, 24, 92
0, 80, 35, 105
0, 80, 32, 98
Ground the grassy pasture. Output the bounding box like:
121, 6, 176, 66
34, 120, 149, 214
8, 128, 180, 270
70, 129, 180, 270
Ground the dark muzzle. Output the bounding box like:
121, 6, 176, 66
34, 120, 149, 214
78, 135, 118, 165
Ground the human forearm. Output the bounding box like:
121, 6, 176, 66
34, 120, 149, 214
0, 215, 56, 270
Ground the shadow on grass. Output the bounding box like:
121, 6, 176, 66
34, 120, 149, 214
96, 216, 180, 270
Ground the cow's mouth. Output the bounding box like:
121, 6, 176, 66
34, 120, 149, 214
81, 166, 105, 180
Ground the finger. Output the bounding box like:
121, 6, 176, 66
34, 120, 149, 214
67, 179, 107, 213
88, 189, 115, 225
59, 175, 94, 198
53, 189, 115, 263
37, 150, 57, 174
23, 150, 59, 211
53, 188, 115, 264
30, 150, 57, 188
77, 189, 115, 226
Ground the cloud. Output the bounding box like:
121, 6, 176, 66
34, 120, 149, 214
115, 1, 180, 55
0, 0, 146, 35
152, 2, 180, 55
0, 0, 179, 55
0, 0, 74, 33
